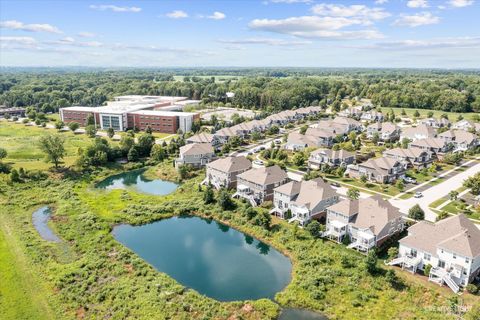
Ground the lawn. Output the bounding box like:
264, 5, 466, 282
324, 174, 400, 196
379, 107, 478, 121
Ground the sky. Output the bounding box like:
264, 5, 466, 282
0, 0, 479, 68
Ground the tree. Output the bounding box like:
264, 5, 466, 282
360, 174, 368, 184
253, 211, 271, 230
127, 146, 139, 162
387, 247, 399, 260
413, 110, 420, 118
292, 152, 306, 167
203, 185, 215, 204
85, 125, 97, 138
347, 187, 360, 200
408, 204, 425, 220
364, 250, 378, 275
401, 137, 410, 149
299, 125, 308, 135
107, 127, 115, 139
150, 144, 167, 161
68, 122, 79, 132
305, 220, 322, 238
55, 121, 64, 130
218, 188, 235, 210
10, 168, 20, 182
86, 113, 95, 126
449, 190, 459, 201
136, 134, 155, 156
178, 164, 189, 180
120, 135, 135, 154
371, 132, 379, 144
464, 172, 480, 195
395, 180, 404, 191
38, 134, 66, 168
0, 148, 7, 160
145, 126, 153, 135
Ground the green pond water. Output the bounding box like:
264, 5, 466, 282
96, 169, 178, 195
112, 215, 292, 301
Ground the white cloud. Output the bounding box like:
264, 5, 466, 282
207, 12, 226, 20
47, 37, 103, 47
166, 10, 188, 19
218, 38, 311, 46
249, 16, 384, 39
311, 4, 391, 22
393, 12, 440, 27
0, 36, 38, 46
0, 20, 62, 33
268, 0, 313, 3
375, 0, 388, 4
407, 0, 429, 8
89, 5, 141, 12
354, 37, 480, 50
448, 0, 474, 7
77, 32, 96, 38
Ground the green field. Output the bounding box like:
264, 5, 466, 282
379, 107, 478, 121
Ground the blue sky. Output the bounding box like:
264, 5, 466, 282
1, 0, 479, 68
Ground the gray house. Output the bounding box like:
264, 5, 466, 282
175, 143, 216, 168
308, 149, 355, 169
203, 156, 252, 189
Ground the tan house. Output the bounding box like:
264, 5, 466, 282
383, 147, 432, 169
347, 156, 406, 184
400, 124, 437, 142
409, 138, 451, 155
203, 156, 252, 189
438, 129, 478, 151
285, 132, 320, 151
304, 127, 337, 147
175, 143, 216, 168
186, 132, 221, 149
325, 195, 404, 252
366, 122, 401, 141
308, 149, 355, 169
271, 178, 339, 225
233, 165, 289, 206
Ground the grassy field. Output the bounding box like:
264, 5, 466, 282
379, 107, 478, 121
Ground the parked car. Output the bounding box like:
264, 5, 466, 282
274, 139, 282, 145
403, 177, 417, 184
253, 160, 264, 166
414, 192, 423, 198
330, 182, 340, 187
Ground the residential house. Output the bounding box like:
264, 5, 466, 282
304, 127, 337, 147
338, 107, 363, 119
271, 178, 339, 225
409, 138, 451, 155
332, 116, 363, 134
392, 214, 480, 293
383, 147, 432, 169
203, 156, 252, 189
233, 165, 289, 206
366, 122, 401, 141
420, 117, 450, 128
186, 132, 221, 150
361, 110, 384, 123
347, 156, 406, 184
214, 127, 242, 143
308, 149, 355, 169
438, 129, 478, 151
452, 120, 480, 132
175, 143, 216, 168
325, 195, 404, 252
295, 106, 323, 118
400, 124, 437, 142
285, 132, 319, 151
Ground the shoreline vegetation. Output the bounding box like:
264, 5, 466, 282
1, 163, 479, 320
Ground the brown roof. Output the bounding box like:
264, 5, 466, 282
187, 132, 214, 144
368, 122, 399, 133
383, 147, 427, 158
410, 137, 447, 149
237, 165, 288, 186
360, 156, 400, 171
401, 124, 437, 139
439, 129, 477, 145
206, 156, 251, 173
400, 214, 480, 258
274, 180, 302, 196
287, 132, 319, 147
310, 148, 355, 160
305, 127, 336, 139
328, 198, 359, 217
179, 143, 214, 156
351, 195, 402, 234
293, 178, 337, 210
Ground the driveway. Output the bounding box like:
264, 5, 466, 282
389, 160, 480, 222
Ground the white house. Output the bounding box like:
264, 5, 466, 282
203, 156, 251, 189
391, 214, 480, 293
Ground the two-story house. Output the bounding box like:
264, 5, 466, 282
409, 138, 452, 156
175, 143, 216, 168
308, 149, 355, 169
361, 110, 384, 123
325, 195, 404, 252
186, 132, 222, 150
203, 156, 252, 189
271, 178, 339, 225
438, 129, 478, 151
233, 165, 289, 206
383, 147, 432, 169
366, 122, 401, 142
391, 214, 480, 293
285, 132, 320, 151
347, 157, 406, 184
400, 124, 437, 142
419, 117, 450, 128
304, 127, 337, 147
452, 119, 480, 132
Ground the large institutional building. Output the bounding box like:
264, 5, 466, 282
59, 95, 200, 133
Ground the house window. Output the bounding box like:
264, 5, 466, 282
466, 258, 470, 264
424, 253, 431, 261
438, 260, 446, 268
453, 253, 456, 259
411, 249, 417, 257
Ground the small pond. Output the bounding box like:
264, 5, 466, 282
32, 206, 61, 242
96, 169, 178, 196
279, 308, 328, 320
112, 215, 292, 301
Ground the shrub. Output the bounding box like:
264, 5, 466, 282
466, 284, 478, 295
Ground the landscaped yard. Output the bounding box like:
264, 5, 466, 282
379, 107, 478, 121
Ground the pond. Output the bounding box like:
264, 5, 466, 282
112, 215, 292, 301
96, 169, 178, 196
32, 206, 61, 242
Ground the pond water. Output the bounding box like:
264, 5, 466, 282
32, 206, 61, 242
112, 215, 292, 301
278, 308, 328, 320
96, 169, 178, 196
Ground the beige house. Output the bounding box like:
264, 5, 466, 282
203, 156, 252, 189
308, 149, 355, 169
366, 122, 401, 141
390, 214, 480, 293
305, 127, 337, 147
409, 137, 451, 155
383, 147, 432, 169
271, 178, 339, 225
400, 124, 437, 142
285, 132, 320, 151
233, 165, 289, 206
438, 129, 478, 151
325, 195, 404, 252
186, 132, 221, 149
175, 143, 216, 168
347, 156, 406, 184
